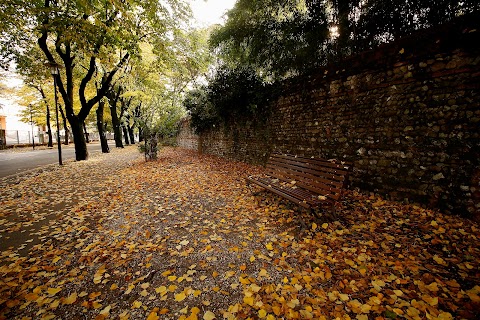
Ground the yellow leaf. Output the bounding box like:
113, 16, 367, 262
5, 300, 20, 308
287, 299, 300, 308
168, 275, 177, 281
360, 304, 371, 313
422, 295, 438, 306
147, 312, 159, 320
467, 291, 480, 302
244, 296, 254, 306
339, 293, 349, 301
348, 299, 362, 313
259, 269, 268, 277
345, 259, 356, 267
47, 287, 62, 296
63, 292, 77, 305
159, 308, 169, 314
141, 283, 150, 289
203, 311, 216, 320
265, 243, 273, 250
258, 309, 267, 318
132, 300, 142, 309
190, 307, 201, 315
392, 289, 403, 296
100, 305, 111, 315
272, 305, 282, 315
311, 223, 317, 231
175, 292, 186, 302
25, 293, 39, 301
433, 255, 447, 266
399, 48, 405, 54
250, 255, 255, 262
161, 270, 172, 277
239, 277, 250, 285
155, 286, 167, 294
110, 283, 118, 290
89, 292, 102, 299
52, 256, 61, 263
119, 311, 129, 320
125, 284, 135, 294
50, 299, 60, 309
250, 284, 261, 293
322, 223, 328, 229
224, 271, 235, 279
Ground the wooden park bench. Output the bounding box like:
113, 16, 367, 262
247, 153, 353, 218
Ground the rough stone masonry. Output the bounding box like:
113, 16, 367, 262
177, 14, 480, 221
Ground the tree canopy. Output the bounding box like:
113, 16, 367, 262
210, 0, 480, 80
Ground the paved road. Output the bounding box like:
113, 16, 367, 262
0, 141, 115, 178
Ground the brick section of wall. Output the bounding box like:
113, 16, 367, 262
177, 16, 480, 220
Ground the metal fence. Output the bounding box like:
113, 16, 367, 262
1, 130, 112, 147
4, 130, 53, 146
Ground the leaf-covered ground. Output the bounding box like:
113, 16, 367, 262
1, 147, 479, 320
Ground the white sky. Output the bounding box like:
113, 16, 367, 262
190, 0, 237, 27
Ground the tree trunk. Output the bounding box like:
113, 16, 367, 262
83, 122, 90, 143
96, 100, 110, 153
58, 105, 69, 145
145, 132, 158, 161
139, 127, 144, 142
70, 117, 88, 161
109, 102, 123, 148
39, 87, 54, 148
128, 124, 135, 144
122, 125, 130, 145
46, 104, 53, 147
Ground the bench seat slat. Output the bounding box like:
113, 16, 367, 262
254, 176, 336, 205
246, 176, 332, 208
272, 154, 352, 171
269, 157, 349, 181
247, 153, 352, 211
265, 169, 342, 201
266, 164, 346, 188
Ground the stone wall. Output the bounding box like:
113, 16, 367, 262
177, 15, 480, 220
177, 118, 199, 151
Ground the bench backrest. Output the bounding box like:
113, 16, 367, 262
266, 154, 352, 201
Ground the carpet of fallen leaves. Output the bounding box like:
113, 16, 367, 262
1, 146, 479, 320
